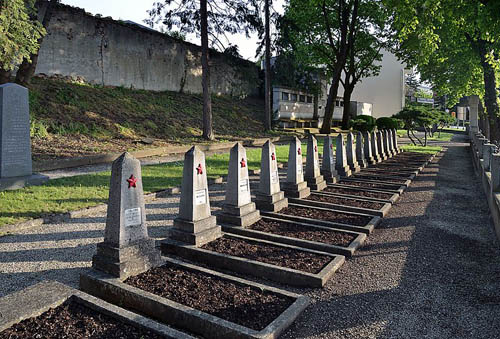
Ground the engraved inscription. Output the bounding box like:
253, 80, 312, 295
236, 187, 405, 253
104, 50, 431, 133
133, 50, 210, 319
195, 189, 207, 205
124, 208, 142, 227
239, 179, 249, 192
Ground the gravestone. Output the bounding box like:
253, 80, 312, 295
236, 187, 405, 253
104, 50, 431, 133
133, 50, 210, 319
363, 131, 376, 165
382, 130, 393, 157
321, 135, 339, 183
305, 135, 327, 190
346, 132, 361, 173
355, 132, 368, 168
92, 152, 162, 279
376, 131, 388, 160
170, 146, 222, 246
335, 134, 352, 177
483, 144, 496, 171
392, 128, 401, 153
255, 140, 288, 212
371, 131, 382, 163
387, 129, 395, 156
217, 143, 261, 227
283, 137, 311, 198
0, 84, 48, 191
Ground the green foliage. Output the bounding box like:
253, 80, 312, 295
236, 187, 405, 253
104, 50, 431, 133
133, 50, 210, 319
349, 115, 376, 132
0, 0, 45, 71
376, 117, 399, 130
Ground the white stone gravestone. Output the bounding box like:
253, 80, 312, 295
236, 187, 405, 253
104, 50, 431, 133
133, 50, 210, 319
305, 135, 327, 190
321, 135, 339, 183
363, 131, 377, 165
371, 131, 382, 163
335, 134, 352, 177
283, 137, 311, 198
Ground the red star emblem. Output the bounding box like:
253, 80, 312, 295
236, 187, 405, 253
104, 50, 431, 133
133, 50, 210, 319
314, 145, 318, 152
297, 148, 302, 155
271, 153, 276, 161
126, 174, 137, 188
240, 158, 246, 168
330, 144, 333, 150
196, 164, 203, 175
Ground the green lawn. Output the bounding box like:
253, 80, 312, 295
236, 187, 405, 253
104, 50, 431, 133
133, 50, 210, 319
401, 145, 442, 154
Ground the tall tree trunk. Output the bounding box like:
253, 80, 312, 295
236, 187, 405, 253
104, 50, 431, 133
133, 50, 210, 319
264, 0, 272, 131
341, 83, 354, 129
200, 0, 214, 140
479, 41, 500, 142
15, 0, 56, 86
320, 70, 342, 134
0, 69, 12, 85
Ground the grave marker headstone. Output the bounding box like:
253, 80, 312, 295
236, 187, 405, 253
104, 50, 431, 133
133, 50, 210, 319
321, 135, 339, 183
355, 132, 368, 168
0, 83, 48, 191
387, 129, 395, 156
335, 134, 352, 177
305, 135, 327, 190
217, 143, 261, 227
392, 128, 401, 153
92, 152, 162, 279
346, 132, 361, 173
283, 137, 311, 198
483, 144, 496, 171
170, 146, 222, 246
382, 130, 393, 157
363, 131, 377, 165
255, 140, 288, 212
376, 130, 388, 160
371, 131, 382, 163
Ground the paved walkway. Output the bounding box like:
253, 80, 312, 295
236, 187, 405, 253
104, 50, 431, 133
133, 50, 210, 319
1, 134, 499, 338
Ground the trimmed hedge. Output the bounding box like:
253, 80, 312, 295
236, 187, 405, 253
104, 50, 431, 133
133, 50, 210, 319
376, 117, 399, 129
349, 115, 376, 132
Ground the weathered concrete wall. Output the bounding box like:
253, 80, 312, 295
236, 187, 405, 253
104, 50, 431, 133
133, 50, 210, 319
35, 3, 259, 96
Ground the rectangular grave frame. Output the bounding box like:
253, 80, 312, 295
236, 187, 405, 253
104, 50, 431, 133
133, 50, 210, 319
80, 256, 310, 339
316, 186, 399, 204
161, 233, 345, 288
0, 280, 192, 339
287, 192, 392, 217
353, 172, 416, 181
340, 176, 412, 188
361, 168, 419, 178
221, 215, 366, 257
335, 179, 407, 194
261, 202, 381, 235
329, 181, 405, 195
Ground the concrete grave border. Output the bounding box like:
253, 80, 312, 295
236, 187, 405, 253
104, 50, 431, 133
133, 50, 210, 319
161, 233, 345, 288
327, 182, 405, 195
287, 192, 392, 217
333, 180, 406, 194
339, 176, 412, 188
261, 202, 381, 234
80, 257, 309, 339
221, 215, 366, 257
0, 280, 192, 338
353, 172, 416, 182
315, 187, 398, 204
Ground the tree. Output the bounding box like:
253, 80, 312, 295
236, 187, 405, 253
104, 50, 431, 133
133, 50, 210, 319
393, 104, 440, 146
280, 0, 361, 134
263, 0, 272, 131
0, 0, 45, 84
147, 1, 261, 140
384, 0, 500, 141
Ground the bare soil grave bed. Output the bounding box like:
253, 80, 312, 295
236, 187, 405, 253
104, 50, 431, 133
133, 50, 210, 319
125, 262, 293, 331
323, 186, 396, 201
352, 174, 409, 184
305, 193, 385, 209
337, 179, 404, 192
361, 169, 416, 178
279, 206, 371, 226
0, 300, 165, 339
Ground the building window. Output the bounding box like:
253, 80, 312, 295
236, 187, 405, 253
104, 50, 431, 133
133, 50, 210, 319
307, 96, 313, 103
340, 101, 344, 107
291, 93, 298, 102
282, 92, 289, 101
299, 95, 306, 102
336, 100, 340, 107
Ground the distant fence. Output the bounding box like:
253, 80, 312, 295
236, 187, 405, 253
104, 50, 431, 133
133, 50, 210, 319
470, 131, 500, 242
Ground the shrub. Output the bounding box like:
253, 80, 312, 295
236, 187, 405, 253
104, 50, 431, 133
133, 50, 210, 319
349, 115, 376, 132
376, 117, 399, 130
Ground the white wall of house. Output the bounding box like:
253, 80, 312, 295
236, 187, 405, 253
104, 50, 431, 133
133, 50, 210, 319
338, 49, 406, 119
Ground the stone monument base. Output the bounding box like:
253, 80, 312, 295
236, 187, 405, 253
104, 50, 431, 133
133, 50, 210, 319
283, 181, 311, 199
0, 173, 49, 191
366, 157, 377, 165
348, 163, 361, 173
336, 166, 352, 177
255, 191, 288, 212
217, 202, 261, 227
171, 215, 222, 247
379, 154, 388, 161
321, 170, 339, 184
92, 238, 163, 280
305, 176, 327, 191
357, 159, 368, 168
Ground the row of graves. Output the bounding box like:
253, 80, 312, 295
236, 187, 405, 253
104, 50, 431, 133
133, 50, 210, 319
0, 129, 435, 339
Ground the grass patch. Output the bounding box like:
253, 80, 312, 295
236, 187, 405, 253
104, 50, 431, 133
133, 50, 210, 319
401, 145, 442, 154
428, 132, 453, 141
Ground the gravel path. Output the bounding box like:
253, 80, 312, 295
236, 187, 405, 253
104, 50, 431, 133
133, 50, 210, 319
1, 134, 499, 338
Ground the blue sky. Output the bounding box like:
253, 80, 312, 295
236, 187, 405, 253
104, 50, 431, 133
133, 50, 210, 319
60, 0, 285, 61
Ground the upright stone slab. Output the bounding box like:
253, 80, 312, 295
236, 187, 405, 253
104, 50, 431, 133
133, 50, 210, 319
363, 131, 377, 165
170, 146, 222, 247
217, 143, 261, 227
387, 129, 395, 155
376, 131, 388, 160
335, 134, 352, 177
92, 152, 162, 279
382, 130, 393, 157
283, 137, 311, 198
346, 132, 361, 173
371, 131, 382, 163
255, 140, 288, 212
305, 135, 327, 190
483, 144, 496, 171
355, 132, 368, 168
392, 128, 401, 153
469, 95, 479, 134
0, 84, 48, 191
321, 135, 339, 183
491, 153, 500, 192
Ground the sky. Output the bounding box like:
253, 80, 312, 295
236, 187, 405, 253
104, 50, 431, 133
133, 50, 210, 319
60, 0, 285, 61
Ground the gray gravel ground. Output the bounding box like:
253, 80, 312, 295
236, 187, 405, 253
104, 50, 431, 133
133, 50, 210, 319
1, 133, 499, 338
